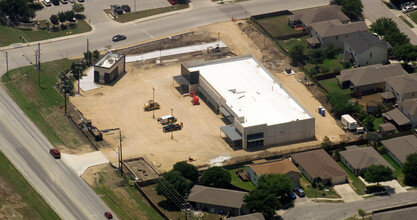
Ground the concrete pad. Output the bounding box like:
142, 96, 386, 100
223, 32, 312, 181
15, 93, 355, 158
334, 183, 364, 202
79, 67, 101, 92
61, 151, 109, 176
359, 176, 407, 194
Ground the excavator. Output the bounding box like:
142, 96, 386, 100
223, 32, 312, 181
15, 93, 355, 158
144, 100, 161, 111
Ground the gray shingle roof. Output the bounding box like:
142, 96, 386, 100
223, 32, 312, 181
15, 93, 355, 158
291, 149, 347, 181
340, 146, 394, 171
383, 108, 412, 126
344, 31, 388, 54
289, 5, 349, 27
381, 135, 417, 164
336, 63, 407, 87
311, 20, 368, 38
385, 74, 417, 94
398, 98, 417, 117
187, 185, 248, 209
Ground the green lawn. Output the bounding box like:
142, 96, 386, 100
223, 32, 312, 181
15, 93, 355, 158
228, 169, 256, 191
111, 4, 189, 23
305, 56, 343, 74
338, 162, 366, 195
1, 59, 87, 149
280, 37, 308, 51
320, 78, 353, 95
299, 175, 341, 198
256, 15, 299, 37
0, 19, 91, 47
382, 154, 405, 186
373, 117, 384, 131
408, 11, 417, 24
0, 151, 59, 219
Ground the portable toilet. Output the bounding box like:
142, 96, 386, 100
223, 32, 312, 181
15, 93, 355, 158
318, 106, 323, 114
321, 109, 326, 116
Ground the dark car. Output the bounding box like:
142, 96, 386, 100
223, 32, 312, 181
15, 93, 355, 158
294, 188, 305, 197
104, 212, 113, 219
77, 0, 84, 2
111, 5, 123, 15
49, 149, 61, 159
121, 5, 131, 12
112, 35, 126, 42
163, 123, 182, 133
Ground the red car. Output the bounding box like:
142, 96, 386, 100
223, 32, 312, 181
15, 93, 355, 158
168, 0, 177, 5
104, 212, 113, 219
49, 149, 61, 159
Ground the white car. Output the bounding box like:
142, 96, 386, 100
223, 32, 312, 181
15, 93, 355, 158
42, 0, 51, 6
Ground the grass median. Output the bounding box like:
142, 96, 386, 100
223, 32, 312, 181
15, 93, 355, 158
108, 4, 189, 23
0, 151, 60, 219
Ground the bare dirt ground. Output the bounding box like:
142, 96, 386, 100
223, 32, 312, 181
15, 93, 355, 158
0, 177, 25, 219
71, 21, 346, 172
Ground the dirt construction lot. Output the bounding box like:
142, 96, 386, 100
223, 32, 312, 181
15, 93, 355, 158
70, 21, 346, 172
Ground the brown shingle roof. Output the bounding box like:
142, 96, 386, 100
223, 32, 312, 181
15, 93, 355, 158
246, 159, 300, 176
381, 135, 417, 164
398, 98, 417, 117
336, 63, 407, 87
379, 122, 396, 132
291, 149, 347, 181
382, 108, 411, 126
289, 5, 349, 27
340, 146, 394, 170
187, 185, 248, 209
344, 31, 388, 54
385, 74, 417, 94
311, 20, 368, 38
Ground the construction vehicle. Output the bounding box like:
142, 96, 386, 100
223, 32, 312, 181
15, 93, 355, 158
158, 115, 177, 125
163, 123, 183, 133
79, 119, 103, 141
144, 100, 160, 111
190, 92, 200, 105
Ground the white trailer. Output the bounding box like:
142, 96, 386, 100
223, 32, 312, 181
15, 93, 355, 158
341, 114, 358, 131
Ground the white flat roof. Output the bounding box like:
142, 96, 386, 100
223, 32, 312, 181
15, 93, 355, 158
188, 56, 312, 127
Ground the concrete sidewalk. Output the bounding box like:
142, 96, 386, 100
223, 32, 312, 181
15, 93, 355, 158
334, 183, 364, 202
61, 151, 109, 176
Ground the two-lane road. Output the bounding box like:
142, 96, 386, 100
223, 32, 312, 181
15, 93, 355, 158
0, 86, 116, 220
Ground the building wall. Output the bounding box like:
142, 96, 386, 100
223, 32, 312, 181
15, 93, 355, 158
245, 166, 259, 186
355, 82, 385, 93
332, 175, 347, 185
386, 148, 403, 167
198, 74, 226, 109
356, 46, 387, 67
340, 155, 360, 175
262, 118, 315, 146
94, 55, 125, 84
399, 105, 417, 128
320, 35, 347, 49
194, 202, 246, 216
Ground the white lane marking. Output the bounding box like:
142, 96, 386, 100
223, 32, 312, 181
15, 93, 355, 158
142, 29, 154, 38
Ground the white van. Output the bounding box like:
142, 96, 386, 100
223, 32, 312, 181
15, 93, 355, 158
157, 115, 177, 125
43, 0, 51, 6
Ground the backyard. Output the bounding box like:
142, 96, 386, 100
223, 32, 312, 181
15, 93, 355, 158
299, 175, 341, 199
319, 78, 353, 95
255, 15, 301, 38
0, 19, 91, 47
338, 162, 366, 195
227, 168, 256, 192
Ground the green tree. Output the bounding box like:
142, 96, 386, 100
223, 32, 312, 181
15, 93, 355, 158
358, 208, 365, 218
321, 136, 333, 151
288, 43, 305, 64
341, 0, 363, 17
200, 166, 231, 188
385, 31, 410, 48
363, 115, 375, 131
403, 153, 417, 185
0, 0, 34, 22
243, 174, 293, 219
243, 189, 280, 219
370, 17, 399, 36
326, 92, 361, 117
72, 3, 85, 14
173, 161, 198, 183
50, 15, 59, 24
364, 165, 394, 186
307, 48, 324, 72
393, 44, 417, 65
156, 170, 193, 198
323, 44, 338, 59
58, 11, 66, 22
93, 50, 100, 60
84, 51, 93, 66
65, 10, 75, 21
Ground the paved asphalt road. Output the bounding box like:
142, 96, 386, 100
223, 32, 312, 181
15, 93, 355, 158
0, 87, 116, 220
283, 190, 417, 220
0, 0, 330, 219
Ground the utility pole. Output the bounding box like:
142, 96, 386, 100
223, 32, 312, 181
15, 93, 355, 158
86, 38, 89, 66
119, 128, 123, 174
217, 32, 220, 48
171, 108, 173, 140
64, 90, 67, 115
37, 42, 41, 88
5, 52, 9, 80
75, 62, 83, 94
152, 87, 155, 119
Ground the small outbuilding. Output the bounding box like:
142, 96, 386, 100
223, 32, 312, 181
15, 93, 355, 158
94, 51, 125, 84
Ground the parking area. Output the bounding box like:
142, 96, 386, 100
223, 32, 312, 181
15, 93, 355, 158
35, 0, 171, 24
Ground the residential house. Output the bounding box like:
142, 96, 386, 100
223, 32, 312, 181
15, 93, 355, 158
336, 63, 407, 93
343, 32, 389, 67
288, 5, 349, 30
310, 20, 367, 49
187, 185, 248, 216
227, 213, 265, 220
382, 108, 412, 131
385, 74, 417, 102
291, 149, 347, 185
339, 146, 394, 176
397, 98, 417, 128
245, 158, 301, 188
381, 135, 417, 166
